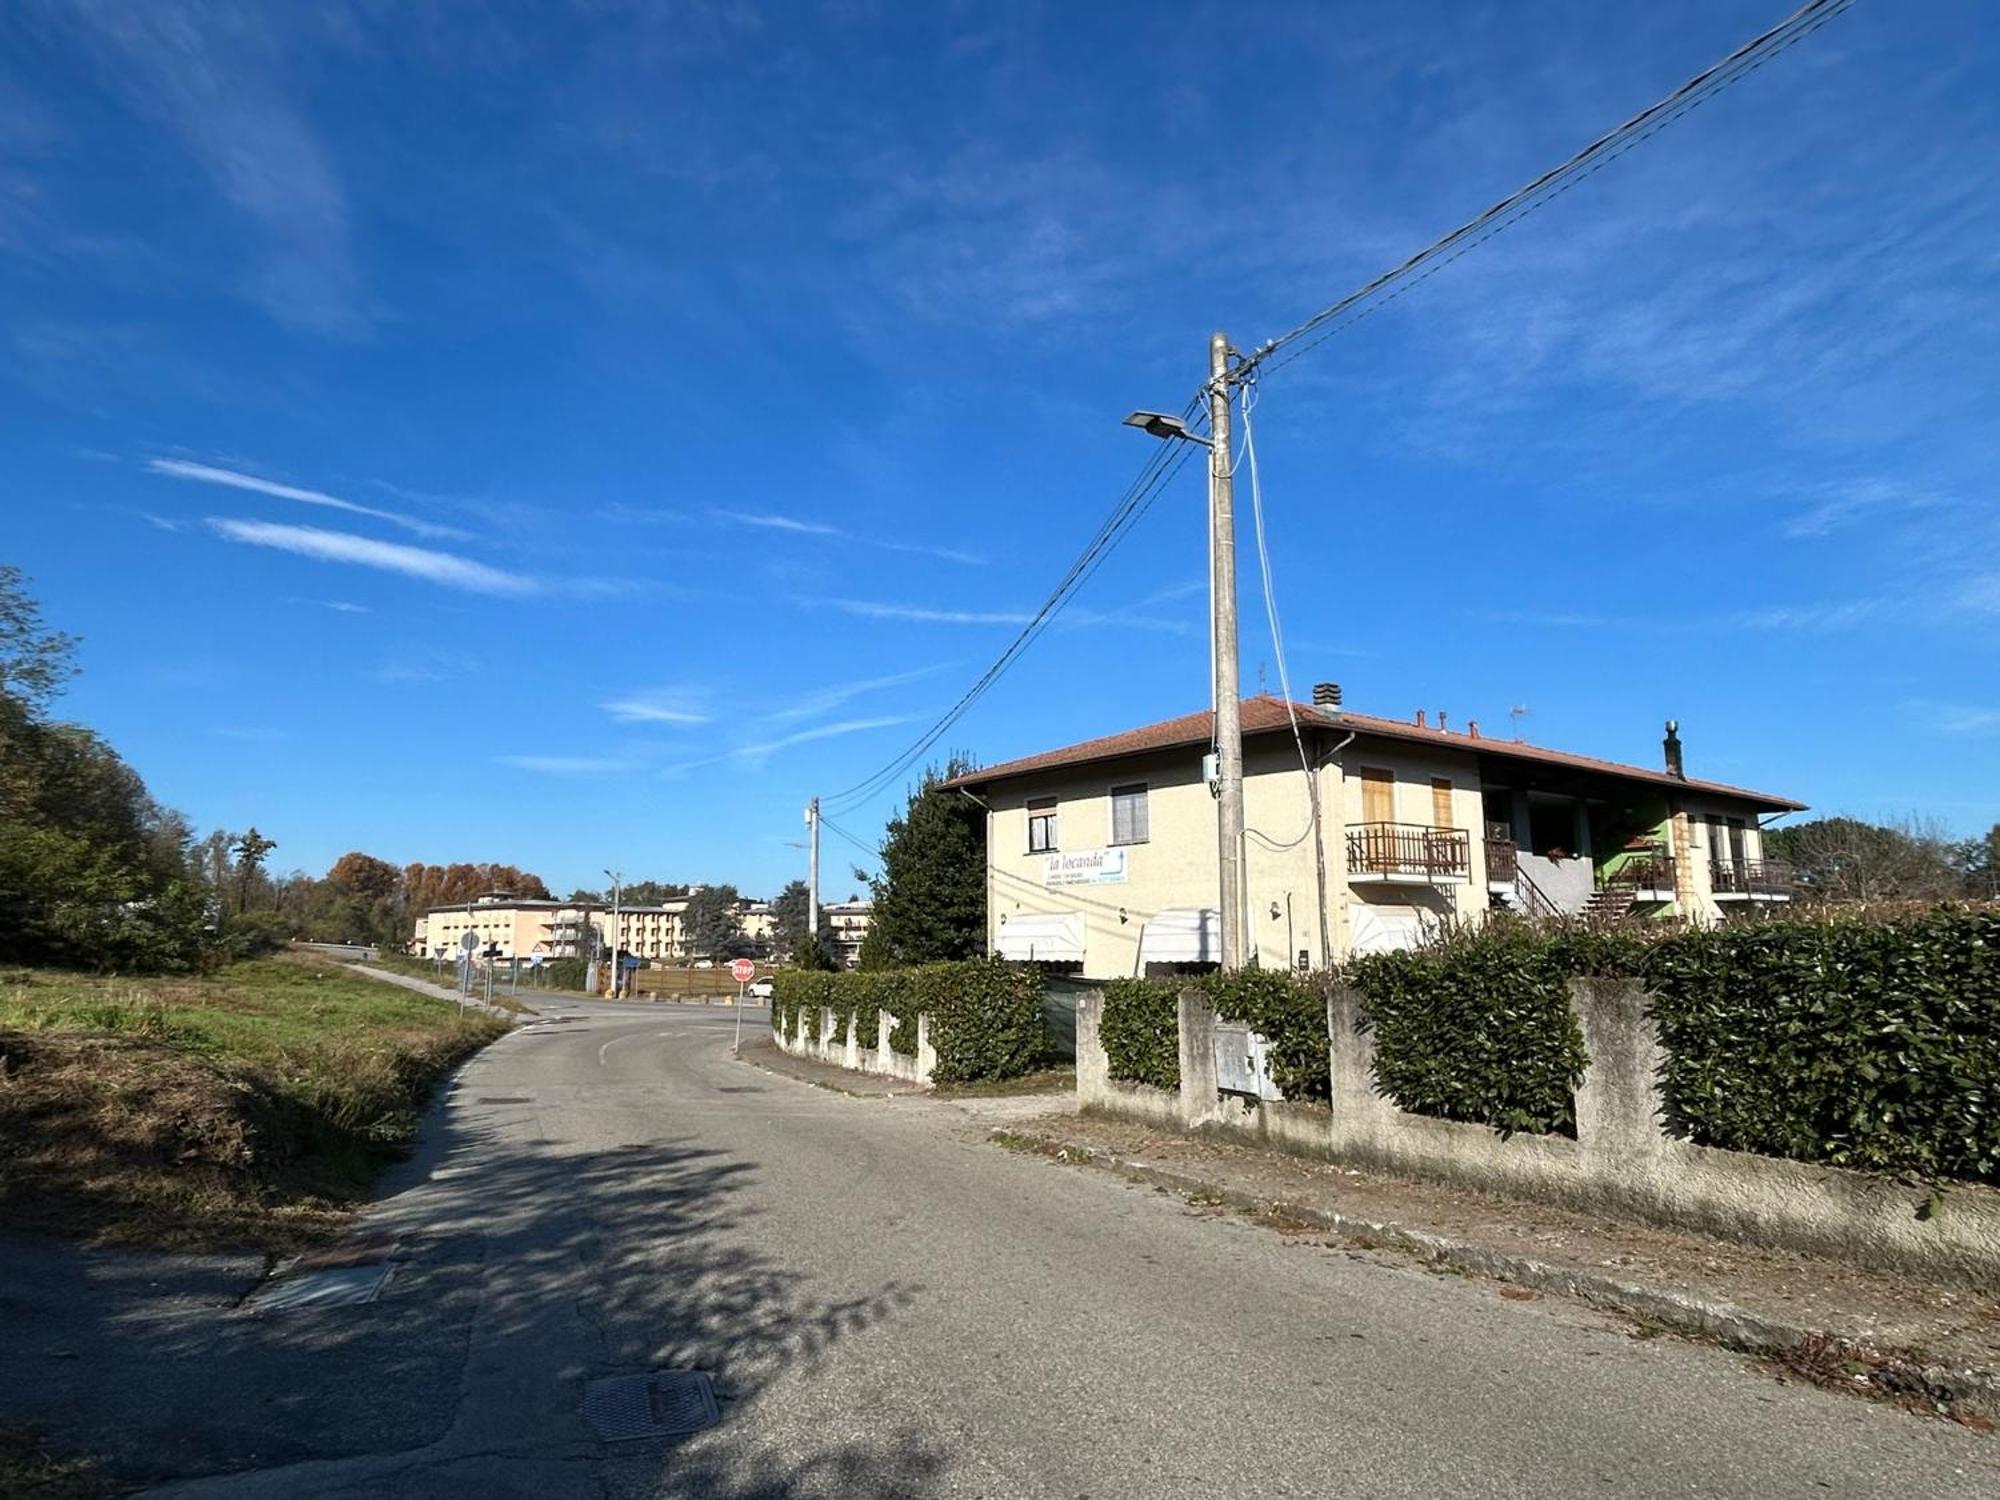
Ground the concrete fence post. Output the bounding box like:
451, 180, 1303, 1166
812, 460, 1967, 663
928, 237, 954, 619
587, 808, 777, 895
794, 1005, 807, 1052
915, 1013, 937, 1087
879, 1008, 896, 1062
1326, 983, 1395, 1139
1177, 988, 1223, 1128
818, 1006, 835, 1061
1074, 988, 1110, 1107
843, 1008, 862, 1070
1569, 977, 1668, 1168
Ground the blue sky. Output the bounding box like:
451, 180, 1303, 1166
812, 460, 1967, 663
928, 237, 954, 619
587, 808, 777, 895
5, 1, 1995, 897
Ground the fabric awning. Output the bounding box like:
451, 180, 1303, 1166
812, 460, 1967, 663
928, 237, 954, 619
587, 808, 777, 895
996, 912, 1086, 962
1137, 908, 1219, 965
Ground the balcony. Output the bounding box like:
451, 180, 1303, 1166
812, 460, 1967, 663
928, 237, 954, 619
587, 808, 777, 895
1598, 844, 1675, 899
1711, 858, 1797, 899
1347, 822, 1471, 883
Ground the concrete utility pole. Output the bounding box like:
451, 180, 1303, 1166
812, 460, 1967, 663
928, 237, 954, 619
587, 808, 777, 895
805, 797, 821, 955
604, 868, 622, 999
1208, 331, 1246, 971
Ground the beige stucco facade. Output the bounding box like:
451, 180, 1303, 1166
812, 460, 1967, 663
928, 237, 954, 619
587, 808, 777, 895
412, 892, 781, 962
960, 697, 1802, 981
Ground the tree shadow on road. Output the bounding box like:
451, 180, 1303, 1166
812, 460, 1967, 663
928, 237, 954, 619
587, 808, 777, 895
1, 1090, 934, 1495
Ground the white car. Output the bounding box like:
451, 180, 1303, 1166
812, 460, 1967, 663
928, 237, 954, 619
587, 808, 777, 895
747, 978, 774, 1001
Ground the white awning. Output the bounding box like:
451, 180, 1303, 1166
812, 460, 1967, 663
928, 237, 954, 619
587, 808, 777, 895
996, 912, 1086, 962
1137, 908, 1219, 965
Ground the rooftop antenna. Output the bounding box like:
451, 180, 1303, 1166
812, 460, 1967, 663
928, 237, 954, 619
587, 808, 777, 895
1508, 704, 1531, 741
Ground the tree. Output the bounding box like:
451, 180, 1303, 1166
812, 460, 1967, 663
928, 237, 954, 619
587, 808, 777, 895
863, 756, 985, 968
681, 883, 747, 959
232, 828, 277, 911
1765, 815, 1968, 904
0, 570, 205, 970
0, 564, 78, 711
620, 879, 689, 906
771, 878, 835, 967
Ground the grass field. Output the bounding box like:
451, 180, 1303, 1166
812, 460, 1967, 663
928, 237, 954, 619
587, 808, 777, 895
0, 952, 508, 1250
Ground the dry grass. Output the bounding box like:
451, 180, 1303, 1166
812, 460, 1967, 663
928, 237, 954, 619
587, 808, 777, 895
0, 1427, 124, 1499
0, 953, 506, 1251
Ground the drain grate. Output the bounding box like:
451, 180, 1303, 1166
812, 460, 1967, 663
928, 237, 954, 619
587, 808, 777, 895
714, 1086, 763, 1095
249, 1262, 394, 1313
475, 1096, 533, 1104
582, 1371, 720, 1442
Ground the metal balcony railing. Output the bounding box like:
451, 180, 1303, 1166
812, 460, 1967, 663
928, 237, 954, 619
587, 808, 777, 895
1347, 822, 1471, 880
1710, 858, 1797, 895
1599, 845, 1675, 893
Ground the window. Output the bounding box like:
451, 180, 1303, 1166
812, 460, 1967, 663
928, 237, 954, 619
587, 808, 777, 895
1028, 797, 1058, 853
1430, 777, 1454, 831
1110, 783, 1150, 845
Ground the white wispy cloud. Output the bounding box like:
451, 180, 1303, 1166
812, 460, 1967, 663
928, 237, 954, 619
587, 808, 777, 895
600, 687, 712, 725
828, 599, 1034, 626
736, 715, 913, 761
323, 601, 369, 614
712, 508, 985, 564
1730, 600, 1886, 633
762, 664, 948, 725
152, 459, 466, 540
714, 508, 840, 536
496, 754, 641, 774
1782, 479, 1946, 540
207, 518, 536, 596
1907, 701, 2000, 739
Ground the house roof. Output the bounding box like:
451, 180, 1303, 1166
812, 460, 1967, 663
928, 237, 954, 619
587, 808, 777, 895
944, 695, 1806, 812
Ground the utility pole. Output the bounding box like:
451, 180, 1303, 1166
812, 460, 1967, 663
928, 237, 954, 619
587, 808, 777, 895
1208, 331, 1246, 971
805, 797, 821, 957
605, 869, 622, 999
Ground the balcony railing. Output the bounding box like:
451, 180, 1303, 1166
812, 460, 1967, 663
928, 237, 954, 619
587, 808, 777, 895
1600, 844, 1675, 893
1711, 858, 1797, 896
1484, 823, 1519, 885
1347, 822, 1471, 881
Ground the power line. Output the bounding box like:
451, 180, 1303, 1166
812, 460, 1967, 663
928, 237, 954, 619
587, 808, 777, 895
818, 812, 882, 862
1244, 0, 1855, 379
823, 395, 1205, 814
821, 0, 1851, 818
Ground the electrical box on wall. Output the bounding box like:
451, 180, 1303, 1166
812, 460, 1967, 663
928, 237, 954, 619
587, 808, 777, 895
1203, 751, 1220, 795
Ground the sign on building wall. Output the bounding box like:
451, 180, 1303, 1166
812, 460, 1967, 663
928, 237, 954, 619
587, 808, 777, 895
1044, 847, 1128, 887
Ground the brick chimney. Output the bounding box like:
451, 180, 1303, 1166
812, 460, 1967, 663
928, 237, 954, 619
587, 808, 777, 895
1664, 720, 1685, 780
1415, 709, 1427, 728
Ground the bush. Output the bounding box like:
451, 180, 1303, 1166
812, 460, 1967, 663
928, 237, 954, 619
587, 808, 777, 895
1643, 907, 2000, 1186
1201, 966, 1330, 1104
1348, 930, 1586, 1136
913, 958, 1051, 1084
1100, 977, 1181, 1090
770, 969, 832, 1041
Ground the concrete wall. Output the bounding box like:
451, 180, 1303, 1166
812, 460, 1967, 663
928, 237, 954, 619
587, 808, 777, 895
775, 1006, 933, 1086
1073, 982, 2000, 1287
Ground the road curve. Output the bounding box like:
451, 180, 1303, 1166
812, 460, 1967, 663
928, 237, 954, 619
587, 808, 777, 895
146, 994, 1996, 1499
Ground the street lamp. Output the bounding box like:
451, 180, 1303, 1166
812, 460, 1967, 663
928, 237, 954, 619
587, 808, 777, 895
1123, 410, 1210, 447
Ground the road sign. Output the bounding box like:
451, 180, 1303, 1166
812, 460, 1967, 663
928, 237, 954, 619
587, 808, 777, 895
528, 952, 543, 968
729, 957, 756, 984
622, 955, 642, 970
459, 930, 480, 953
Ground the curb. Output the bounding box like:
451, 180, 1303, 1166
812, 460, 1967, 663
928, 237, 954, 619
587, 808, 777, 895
994, 1126, 2000, 1426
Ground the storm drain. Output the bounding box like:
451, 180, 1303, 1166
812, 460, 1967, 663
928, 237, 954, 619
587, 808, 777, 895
581, 1371, 720, 1442
249, 1261, 394, 1313
475, 1096, 534, 1104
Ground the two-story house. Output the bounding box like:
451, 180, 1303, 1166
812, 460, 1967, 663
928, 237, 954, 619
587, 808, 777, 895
946, 686, 1804, 979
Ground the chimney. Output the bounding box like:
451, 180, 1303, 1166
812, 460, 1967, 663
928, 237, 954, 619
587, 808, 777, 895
1467, 719, 1481, 739
1437, 710, 1449, 732
1415, 709, 1427, 728
1312, 681, 1342, 711
1664, 719, 1685, 780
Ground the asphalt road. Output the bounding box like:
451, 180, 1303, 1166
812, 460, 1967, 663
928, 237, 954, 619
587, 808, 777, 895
17, 995, 1996, 1498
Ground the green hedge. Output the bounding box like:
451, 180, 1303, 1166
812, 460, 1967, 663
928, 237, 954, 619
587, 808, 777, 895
772, 960, 1052, 1083
1347, 931, 1587, 1137
1643, 908, 2000, 1186
1100, 977, 1181, 1090
1201, 967, 1330, 1104
913, 958, 1053, 1084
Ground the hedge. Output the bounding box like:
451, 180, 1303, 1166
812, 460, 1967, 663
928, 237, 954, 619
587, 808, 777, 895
913, 958, 1054, 1084
1348, 931, 1587, 1137
1201, 967, 1330, 1104
1643, 907, 2000, 1186
771, 959, 1053, 1084
1100, 977, 1181, 1090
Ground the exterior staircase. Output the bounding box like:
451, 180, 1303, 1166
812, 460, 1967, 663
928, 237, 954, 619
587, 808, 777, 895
1581, 884, 1638, 923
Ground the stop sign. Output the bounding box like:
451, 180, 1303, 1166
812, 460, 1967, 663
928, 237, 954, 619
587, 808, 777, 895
729, 957, 757, 984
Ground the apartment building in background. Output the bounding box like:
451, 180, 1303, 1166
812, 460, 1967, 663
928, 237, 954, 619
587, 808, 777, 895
823, 899, 873, 968
413, 890, 779, 963
947, 687, 1804, 980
